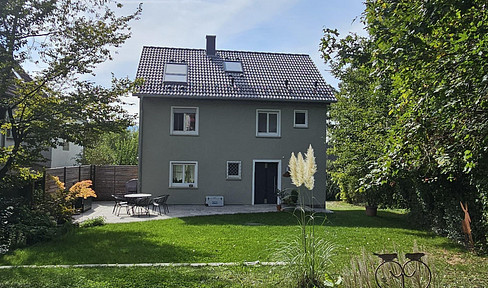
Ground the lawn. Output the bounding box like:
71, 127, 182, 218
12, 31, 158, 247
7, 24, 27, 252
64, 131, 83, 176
0, 202, 487, 287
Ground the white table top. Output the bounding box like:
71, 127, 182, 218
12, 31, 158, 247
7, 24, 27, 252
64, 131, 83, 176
124, 193, 152, 198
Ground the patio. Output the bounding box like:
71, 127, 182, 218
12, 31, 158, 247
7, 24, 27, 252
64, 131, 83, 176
73, 201, 280, 224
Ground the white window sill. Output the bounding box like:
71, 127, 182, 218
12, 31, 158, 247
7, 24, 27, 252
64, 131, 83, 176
169, 185, 198, 189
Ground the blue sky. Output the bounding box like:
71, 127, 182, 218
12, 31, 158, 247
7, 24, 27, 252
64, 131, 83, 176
84, 0, 367, 118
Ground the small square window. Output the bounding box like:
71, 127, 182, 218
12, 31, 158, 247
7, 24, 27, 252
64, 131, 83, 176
227, 161, 241, 180
171, 107, 199, 135
294, 110, 308, 128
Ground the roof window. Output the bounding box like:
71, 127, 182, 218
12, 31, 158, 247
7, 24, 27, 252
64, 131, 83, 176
164, 63, 188, 84
223, 61, 243, 73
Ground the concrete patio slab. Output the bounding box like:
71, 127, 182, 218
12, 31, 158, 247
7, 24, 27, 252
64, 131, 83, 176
73, 201, 280, 224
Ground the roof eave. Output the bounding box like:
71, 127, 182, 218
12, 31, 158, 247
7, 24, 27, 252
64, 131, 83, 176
133, 92, 336, 104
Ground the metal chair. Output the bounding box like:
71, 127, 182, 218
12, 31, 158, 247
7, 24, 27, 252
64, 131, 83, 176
112, 194, 130, 216
152, 195, 169, 215
125, 179, 138, 194
133, 197, 151, 216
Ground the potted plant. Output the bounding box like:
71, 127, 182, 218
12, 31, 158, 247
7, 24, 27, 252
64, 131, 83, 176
67, 180, 97, 212
363, 188, 379, 217
280, 189, 299, 212
275, 188, 291, 211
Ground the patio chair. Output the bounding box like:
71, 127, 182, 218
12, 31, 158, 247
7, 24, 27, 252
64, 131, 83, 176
152, 195, 169, 215
112, 194, 130, 216
125, 178, 138, 194
133, 197, 151, 216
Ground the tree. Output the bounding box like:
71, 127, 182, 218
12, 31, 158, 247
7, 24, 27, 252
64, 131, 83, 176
0, 0, 142, 181
321, 30, 395, 205
322, 0, 488, 246
80, 129, 138, 165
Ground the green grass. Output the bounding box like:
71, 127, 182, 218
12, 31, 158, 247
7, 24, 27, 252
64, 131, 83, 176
1, 202, 487, 287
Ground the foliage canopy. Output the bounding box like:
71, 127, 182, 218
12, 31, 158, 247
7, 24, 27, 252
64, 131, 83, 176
0, 0, 142, 181
322, 0, 488, 247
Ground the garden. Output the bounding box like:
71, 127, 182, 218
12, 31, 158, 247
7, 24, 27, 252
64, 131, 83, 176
0, 202, 487, 287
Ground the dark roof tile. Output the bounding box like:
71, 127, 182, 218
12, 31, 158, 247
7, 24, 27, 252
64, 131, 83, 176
135, 46, 336, 103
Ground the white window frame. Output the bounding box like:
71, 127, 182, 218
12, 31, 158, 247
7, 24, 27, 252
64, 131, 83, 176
163, 63, 188, 84
294, 110, 308, 128
226, 161, 242, 180
169, 161, 198, 188
256, 109, 281, 137
170, 106, 199, 136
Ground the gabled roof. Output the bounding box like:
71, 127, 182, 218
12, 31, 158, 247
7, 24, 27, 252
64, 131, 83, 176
134, 46, 336, 103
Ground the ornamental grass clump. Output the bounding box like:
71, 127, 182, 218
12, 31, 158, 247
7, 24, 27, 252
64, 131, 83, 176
277, 145, 337, 288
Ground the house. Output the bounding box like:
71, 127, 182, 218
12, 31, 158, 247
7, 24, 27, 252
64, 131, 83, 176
134, 35, 336, 205
0, 69, 82, 168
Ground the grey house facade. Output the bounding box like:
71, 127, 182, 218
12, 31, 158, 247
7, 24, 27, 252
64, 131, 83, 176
134, 36, 336, 205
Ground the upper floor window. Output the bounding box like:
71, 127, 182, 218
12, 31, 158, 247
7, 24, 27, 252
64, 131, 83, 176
294, 110, 308, 128
171, 107, 199, 136
163, 63, 188, 84
256, 109, 281, 137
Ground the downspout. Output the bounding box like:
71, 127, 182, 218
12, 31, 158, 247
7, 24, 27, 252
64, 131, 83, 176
137, 95, 144, 193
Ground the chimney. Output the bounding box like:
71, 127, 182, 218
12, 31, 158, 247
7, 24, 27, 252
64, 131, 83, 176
206, 35, 216, 56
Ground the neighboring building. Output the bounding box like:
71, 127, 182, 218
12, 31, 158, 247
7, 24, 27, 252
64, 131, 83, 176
1, 132, 82, 168
134, 35, 336, 205
1, 69, 82, 169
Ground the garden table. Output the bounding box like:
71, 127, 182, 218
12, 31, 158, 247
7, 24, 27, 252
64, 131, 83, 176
124, 194, 152, 216
124, 193, 152, 198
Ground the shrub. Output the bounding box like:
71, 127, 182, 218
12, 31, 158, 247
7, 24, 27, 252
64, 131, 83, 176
0, 195, 58, 254
67, 180, 97, 200
79, 216, 106, 228
0, 174, 76, 254
34, 176, 74, 224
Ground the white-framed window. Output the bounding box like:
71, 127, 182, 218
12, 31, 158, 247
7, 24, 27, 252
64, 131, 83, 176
294, 110, 308, 128
256, 109, 281, 137
170, 161, 198, 188
226, 161, 242, 180
171, 107, 199, 135
163, 63, 188, 84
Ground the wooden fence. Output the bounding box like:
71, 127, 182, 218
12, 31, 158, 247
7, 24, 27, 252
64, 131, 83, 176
44, 165, 138, 201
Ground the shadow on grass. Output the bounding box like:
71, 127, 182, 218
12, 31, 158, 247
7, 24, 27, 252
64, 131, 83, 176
0, 229, 212, 266
180, 209, 418, 230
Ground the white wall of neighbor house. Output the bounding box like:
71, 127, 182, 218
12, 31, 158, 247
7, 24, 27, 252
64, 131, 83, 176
139, 97, 328, 205
49, 141, 83, 168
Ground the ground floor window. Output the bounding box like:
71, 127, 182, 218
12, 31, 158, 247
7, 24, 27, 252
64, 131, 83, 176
226, 161, 242, 180
170, 161, 198, 188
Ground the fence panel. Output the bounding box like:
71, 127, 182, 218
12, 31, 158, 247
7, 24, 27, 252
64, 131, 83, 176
44, 165, 138, 201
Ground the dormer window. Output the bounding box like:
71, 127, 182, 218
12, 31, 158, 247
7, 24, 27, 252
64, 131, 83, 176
164, 63, 188, 84
223, 61, 243, 73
